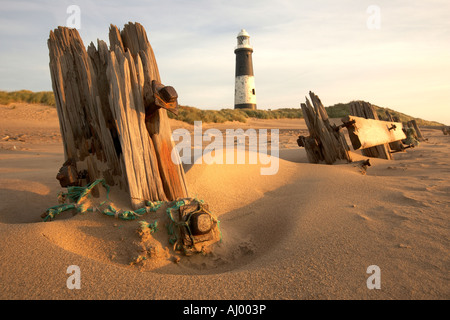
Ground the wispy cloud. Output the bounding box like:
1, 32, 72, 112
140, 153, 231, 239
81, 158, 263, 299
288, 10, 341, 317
0, 0, 449, 123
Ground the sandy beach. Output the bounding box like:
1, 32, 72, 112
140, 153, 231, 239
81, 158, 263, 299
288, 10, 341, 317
0, 103, 448, 300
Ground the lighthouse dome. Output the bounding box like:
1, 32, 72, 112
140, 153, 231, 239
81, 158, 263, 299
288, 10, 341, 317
236, 29, 252, 49
237, 29, 250, 37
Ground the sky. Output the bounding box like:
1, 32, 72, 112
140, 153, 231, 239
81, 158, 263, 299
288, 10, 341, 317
0, 0, 449, 124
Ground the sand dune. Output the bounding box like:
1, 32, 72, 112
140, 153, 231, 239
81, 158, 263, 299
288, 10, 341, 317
0, 103, 448, 299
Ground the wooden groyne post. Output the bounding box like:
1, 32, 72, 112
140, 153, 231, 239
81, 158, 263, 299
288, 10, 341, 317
298, 91, 352, 164
48, 23, 188, 209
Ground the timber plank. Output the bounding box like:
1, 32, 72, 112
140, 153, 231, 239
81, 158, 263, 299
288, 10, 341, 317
349, 101, 393, 160
343, 116, 406, 150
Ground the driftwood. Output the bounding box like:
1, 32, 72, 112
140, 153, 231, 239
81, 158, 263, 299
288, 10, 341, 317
342, 116, 406, 150
442, 127, 450, 135
48, 23, 188, 209
349, 101, 392, 160
298, 91, 352, 164
407, 119, 426, 141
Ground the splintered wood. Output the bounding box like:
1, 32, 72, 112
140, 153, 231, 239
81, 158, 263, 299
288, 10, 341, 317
298, 91, 352, 164
48, 23, 188, 209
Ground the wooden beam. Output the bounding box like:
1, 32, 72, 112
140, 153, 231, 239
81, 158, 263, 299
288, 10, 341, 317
349, 101, 393, 160
342, 115, 406, 150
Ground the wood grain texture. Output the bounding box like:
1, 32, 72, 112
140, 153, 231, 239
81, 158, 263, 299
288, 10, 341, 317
343, 116, 406, 150
349, 101, 393, 160
48, 23, 188, 209
299, 92, 352, 164
384, 110, 405, 152
407, 119, 426, 141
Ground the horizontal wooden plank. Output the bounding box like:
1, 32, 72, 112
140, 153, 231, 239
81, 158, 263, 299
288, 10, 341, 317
342, 115, 406, 150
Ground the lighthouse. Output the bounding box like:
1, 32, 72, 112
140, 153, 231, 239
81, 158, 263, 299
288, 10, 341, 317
234, 29, 256, 110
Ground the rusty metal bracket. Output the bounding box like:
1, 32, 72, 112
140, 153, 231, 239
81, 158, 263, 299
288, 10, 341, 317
333, 119, 356, 132
146, 80, 179, 118
297, 135, 306, 147
56, 159, 81, 187
388, 124, 397, 131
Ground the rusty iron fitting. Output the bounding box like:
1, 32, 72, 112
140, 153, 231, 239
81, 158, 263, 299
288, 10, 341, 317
159, 85, 178, 103
334, 119, 356, 132
145, 80, 179, 118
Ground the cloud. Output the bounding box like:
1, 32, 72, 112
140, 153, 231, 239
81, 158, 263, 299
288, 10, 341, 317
0, 0, 449, 124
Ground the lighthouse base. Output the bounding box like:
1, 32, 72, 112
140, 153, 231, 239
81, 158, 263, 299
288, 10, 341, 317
234, 103, 257, 110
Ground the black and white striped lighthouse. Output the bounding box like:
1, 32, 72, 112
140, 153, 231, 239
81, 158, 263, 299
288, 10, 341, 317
234, 29, 256, 110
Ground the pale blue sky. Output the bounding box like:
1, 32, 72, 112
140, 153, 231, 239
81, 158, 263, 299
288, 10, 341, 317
1, 0, 449, 124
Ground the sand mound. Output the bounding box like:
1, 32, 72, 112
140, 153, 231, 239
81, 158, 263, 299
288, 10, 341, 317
36, 149, 304, 276
185, 148, 299, 215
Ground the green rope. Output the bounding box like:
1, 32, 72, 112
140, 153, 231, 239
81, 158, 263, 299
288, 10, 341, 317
44, 203, 77, 222
138, 220, 158, 234
42, 179, 163, 222
43, 180, 222, 253
166, 199, 190, 248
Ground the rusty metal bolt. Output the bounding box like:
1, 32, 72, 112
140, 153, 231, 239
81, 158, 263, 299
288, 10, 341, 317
189, 212, 212, 235
159, 86, 178, 103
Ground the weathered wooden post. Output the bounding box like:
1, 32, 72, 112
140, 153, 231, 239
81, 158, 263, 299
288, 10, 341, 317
48, 23, 188, 209
443, 127, 450, 135
297, 91, 352, 164
407, 119, 426, 141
